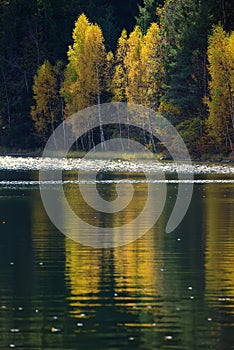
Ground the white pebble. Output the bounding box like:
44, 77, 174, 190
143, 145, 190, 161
77, 323, 83, 327
165, 336, 173, 340
129, 337, 134, 341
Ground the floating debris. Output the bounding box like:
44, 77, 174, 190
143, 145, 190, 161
165, 336, 173, 340
51, 327, 61, 333
10, 329, 20, 333
218, 297, 230, 302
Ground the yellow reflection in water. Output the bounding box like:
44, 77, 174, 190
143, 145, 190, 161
113, 232, 163, 301
64, 181, 164, 318
205, 183, 234, 305
65, 238, 102, 317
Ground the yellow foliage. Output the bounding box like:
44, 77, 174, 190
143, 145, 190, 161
116, 29, 128, 63
31, 60, 63, 139
124, 26, 144, 104
157, 101, 181, 121
112, 64, 127, 102
62, 14, 106, 114
122, 23, 164, 108
207, 26, 234, 151
111, 29, 128, 102
141, 22, 165, 109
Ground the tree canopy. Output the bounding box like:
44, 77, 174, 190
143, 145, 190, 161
0, 0, 233, 158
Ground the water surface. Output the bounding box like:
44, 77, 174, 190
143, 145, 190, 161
0, 158, 233, 349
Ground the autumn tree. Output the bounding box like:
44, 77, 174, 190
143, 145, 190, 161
124, 26, 144, 104
111, 29, 128, 102
31, 60, 64, 143
206, 26, 234, 152
105, 51, 115, 101
62, 14, 107, 115
114, 23, 164, 109
140, 22, 165, 109
61, 14, 89, 115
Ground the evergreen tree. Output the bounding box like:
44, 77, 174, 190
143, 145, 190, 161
158, 0, 233, 127
136, 0, 163, 34
158, 0, 211, 124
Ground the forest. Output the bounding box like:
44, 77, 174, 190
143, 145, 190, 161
0, 0, 233, 159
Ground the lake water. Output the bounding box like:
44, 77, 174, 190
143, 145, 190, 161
0, 157, 234, 349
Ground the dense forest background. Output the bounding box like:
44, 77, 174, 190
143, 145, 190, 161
0, 0, 233, 158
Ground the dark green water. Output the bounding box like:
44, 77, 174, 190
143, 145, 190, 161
0, 170, 234, 349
